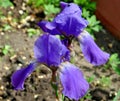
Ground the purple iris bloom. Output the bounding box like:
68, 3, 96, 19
78, 30, 110, 66
38, 2, 88, 37
11, 34, 89, 100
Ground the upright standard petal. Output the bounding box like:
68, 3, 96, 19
60, 2, 82, 15
78, 30, 110, 66
60, 1, 68, 9
59, 62, 89, 100
52, 7, 88, 37
11, 61, 37, 90
34, 34, 70, 67
38, 2, 88, 37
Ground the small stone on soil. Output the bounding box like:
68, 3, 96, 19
19, 10, 24, 15
4, 66, 9, 70
34, 94, 39, 99
0, 86, 4, 90
22, 56, 27, 60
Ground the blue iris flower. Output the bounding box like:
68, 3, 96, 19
11, 1, 110, 101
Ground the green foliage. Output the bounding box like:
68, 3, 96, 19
27, 28, 40, 37
82, 8, 102, 36
28, 0, 60, 8
99, 76, 111, 87
51, 82, 59, 98
3, 24, 11, 31
0, 45, 11, 55
80, 91, 92, 101
28, 0, 60, 20
0, 0, 13, 8
86, 75, 95, 83
28, 0, 44, 7
113, 90, 120, 101
74, 0, 96, 11
105, 53, 120, 75
0, 11, 5, 20
44, 4, 60, 16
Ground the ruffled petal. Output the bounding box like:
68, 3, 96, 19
34, 34, 70, 66
11, 61, 38, 90
53, 11, 88, 37
59, 62, 89, 100
78, 30, 110, 66
37, 21, 61, 35
38, 2, 88, 37
60, 2, 82, 15
60, 2, 68, 9
37, 21, 48, 32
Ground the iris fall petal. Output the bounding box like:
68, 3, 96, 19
59, 62, 89, 100
11, 61, 37, 90
78, 30, 110, 66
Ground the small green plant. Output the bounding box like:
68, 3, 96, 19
80, 91, 92, 101
104, 53, 120, 75
0, 45, 11, 55
0, 0, 13, 8
99, 76, 111, 87
27, 0, 60, 20
28, 0, 60, 8
113, 90, 120, 101
85, 15, 102, 34
3, 24, 11, 31
44, 4, 60, 16
0, 11, 5, 20
27, 28, 40, 37
86, 75, 95, 83
82, 8, 102, 37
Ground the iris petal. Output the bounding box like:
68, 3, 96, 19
60, 2, 68, 9
37, 21, 61, 35
54, 14, 88, 37
60, 2, 82, 15
38, 2, 88, 37
59, 62, 89, 100
11, 61, 37, 90
78, 30, 110, 66
34, 34, 70, 66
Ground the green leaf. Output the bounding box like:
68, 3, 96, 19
3, 24, 11, 31
44, 4, 60, 15
27, 28, 40, 37
2, 45, 11, 55
82, 8, 90, 18
91, 25, 101, 32
100, 76, 111, 87
86, 75, 95, 83
113, 90, 120, 101
0, 0, 13, 8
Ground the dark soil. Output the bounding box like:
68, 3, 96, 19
0, 1, 120, 101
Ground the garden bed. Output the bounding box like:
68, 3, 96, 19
0, 0, 120, 101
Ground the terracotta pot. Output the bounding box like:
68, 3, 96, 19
95, 0, 120, 40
